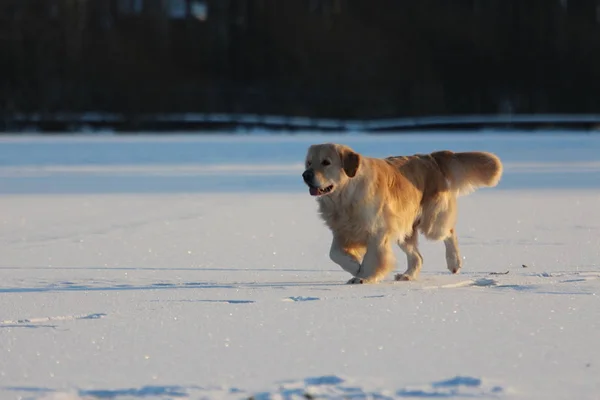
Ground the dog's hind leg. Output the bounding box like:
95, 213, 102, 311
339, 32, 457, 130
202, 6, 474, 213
329, 238, 365, 279
395, 229, 423, 281
348, 234, 395, 284
420, 194, 462, 274
444, 228, 462, 274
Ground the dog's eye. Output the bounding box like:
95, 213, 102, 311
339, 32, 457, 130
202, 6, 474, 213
322, 159, 331, 166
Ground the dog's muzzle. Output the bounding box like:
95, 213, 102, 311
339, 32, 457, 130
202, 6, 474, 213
302, 169, 334, 196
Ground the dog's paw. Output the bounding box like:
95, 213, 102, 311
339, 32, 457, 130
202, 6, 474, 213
394, 273, 415, 282
447, 257, 462, 274
346, 277, 364, 285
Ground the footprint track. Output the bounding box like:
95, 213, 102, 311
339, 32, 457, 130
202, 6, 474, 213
1, 312, 107, 326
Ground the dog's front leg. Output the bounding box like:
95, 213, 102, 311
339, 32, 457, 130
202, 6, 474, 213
349, 234, 395, 284
329, 239, 365, 282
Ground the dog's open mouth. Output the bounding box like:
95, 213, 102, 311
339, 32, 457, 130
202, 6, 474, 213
309, 185, 334, 196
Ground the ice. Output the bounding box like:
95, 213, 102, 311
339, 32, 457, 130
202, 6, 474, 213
1, 131, 599, 399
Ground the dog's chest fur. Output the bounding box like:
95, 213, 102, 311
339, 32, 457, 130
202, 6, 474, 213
317, 191, 376, 242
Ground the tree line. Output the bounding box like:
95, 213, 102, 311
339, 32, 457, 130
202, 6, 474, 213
1, 0, 600, 123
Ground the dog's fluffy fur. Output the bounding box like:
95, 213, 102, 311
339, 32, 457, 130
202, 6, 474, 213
302, 143, 503, 284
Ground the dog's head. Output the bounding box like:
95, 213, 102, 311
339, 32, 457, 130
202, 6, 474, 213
302, 143, 361, 197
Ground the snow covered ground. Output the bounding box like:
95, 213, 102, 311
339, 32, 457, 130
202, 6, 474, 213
1, 131, 599, 399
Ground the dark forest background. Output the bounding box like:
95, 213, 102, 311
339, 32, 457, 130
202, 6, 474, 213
2, 0, 600, 130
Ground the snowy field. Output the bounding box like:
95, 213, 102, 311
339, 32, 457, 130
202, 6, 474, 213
1, 131, 599, 400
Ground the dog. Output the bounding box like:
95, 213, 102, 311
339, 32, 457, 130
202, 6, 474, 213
302, 143, 503, 284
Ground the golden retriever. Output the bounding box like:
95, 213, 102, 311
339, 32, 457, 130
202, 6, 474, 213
302, 143, 503, 284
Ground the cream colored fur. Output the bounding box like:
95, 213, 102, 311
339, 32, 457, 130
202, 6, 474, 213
303, 143, 503, 284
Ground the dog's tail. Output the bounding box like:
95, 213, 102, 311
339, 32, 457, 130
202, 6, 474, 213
431, 150, 503, 195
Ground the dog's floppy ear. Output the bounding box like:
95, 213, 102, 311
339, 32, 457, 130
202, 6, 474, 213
339, 147, 360, 178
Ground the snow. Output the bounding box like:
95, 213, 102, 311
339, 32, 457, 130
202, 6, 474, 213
1, 131, 599, 400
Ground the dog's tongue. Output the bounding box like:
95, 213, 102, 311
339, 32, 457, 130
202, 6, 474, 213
309, 187, 320, 196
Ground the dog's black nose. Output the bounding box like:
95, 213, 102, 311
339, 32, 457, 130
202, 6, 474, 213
302, 170, 314, 182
